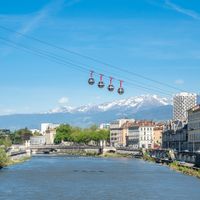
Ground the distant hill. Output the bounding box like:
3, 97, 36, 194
0, 95, 173, 130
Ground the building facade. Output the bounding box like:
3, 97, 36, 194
173, 92, 197, 122
99, 123, 110, 130
126, 124, 140, 149
188, 105, 200, 152
30, 136, 46, 146
45, 128, 57, 145
41, 123, 60, 135
110, 119, 134, 147
126, 121, 155, 149
153, 124, 163, 149
139, 121, 155, 149
162, 121, 188, 152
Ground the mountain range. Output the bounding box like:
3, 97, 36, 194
0, 95, 173, 130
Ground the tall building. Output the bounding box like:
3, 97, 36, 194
173, 92, 197, 122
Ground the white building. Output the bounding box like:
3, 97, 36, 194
41, 123, 60, 135
126, 121, 155, 149
173, 92, 197, 122
30, 129, 41, 134
99, 123, 110, 130
30, 136, 46, 146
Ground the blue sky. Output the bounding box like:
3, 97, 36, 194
0, 0, 200, 115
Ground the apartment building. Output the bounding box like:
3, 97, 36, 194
153, 124, 164, 149
162, 120, 188, 152
188, 105, 200, 152
110, 119, 134, 147
125, 121, 155, 149
173, 92, 197, 122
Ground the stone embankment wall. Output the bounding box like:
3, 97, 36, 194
10, 150, 31, 161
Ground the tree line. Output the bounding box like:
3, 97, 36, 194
0, 125, 109, 167
54, 124, 109, 145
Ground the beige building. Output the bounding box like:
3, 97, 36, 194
110, 119, 134, 147
121, 121, 135, 147
153, 124, 163, 149
45, 128, 57, 145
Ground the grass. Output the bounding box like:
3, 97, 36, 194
6, 156, 31, 167
101, 152, 133, 158
169, 162, 200, 179
142, 153, 200, 179
143, 153, 156, 162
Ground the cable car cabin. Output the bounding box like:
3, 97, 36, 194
88, 78, 95, 85
108, 84, 114, 92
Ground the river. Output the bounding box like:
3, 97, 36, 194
0, 156, 200, 200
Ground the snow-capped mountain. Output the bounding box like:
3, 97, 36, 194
0, 95, 173, 130
49, 95, 172, 114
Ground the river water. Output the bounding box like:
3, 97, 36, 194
0, 156, 200, 200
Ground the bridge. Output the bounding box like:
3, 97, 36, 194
30, 145, 101, 154
30, 145, 143, 156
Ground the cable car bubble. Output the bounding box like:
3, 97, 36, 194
118, 87, 124, 95
88, 71, 95, 85
118, 80, 124, 95
108, 77, 114, 92
98, 74, 105, 88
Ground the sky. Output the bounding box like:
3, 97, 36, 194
0, 0, 200, 115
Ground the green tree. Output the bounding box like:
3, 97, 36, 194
33, 131, 42, 136
54, 124, 110, 145
11, 128, 33, 144
54, 124, 72, 144
0, 137, 12, 149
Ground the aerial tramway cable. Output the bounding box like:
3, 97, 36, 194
0, 36, 175, 97
0, 25, 184, 93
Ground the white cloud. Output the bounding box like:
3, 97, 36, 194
17, 0, 66, 36
165, 0, 200, 20
2, 0, 81, 56
175, 79, 184, 85
58, 97, 69, 105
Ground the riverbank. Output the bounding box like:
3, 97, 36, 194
100, 152, 133, 158
6, 156, 31, 167
143, 153, 200, 179
169, 162, 200, 179
104, 151, 200, 179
